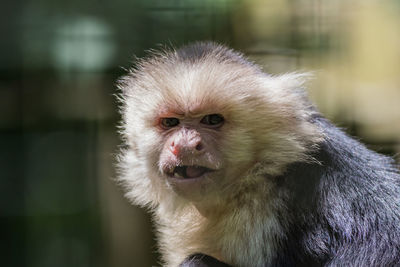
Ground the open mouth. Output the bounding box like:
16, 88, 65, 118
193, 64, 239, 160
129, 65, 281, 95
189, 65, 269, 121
167, 165, 214, 179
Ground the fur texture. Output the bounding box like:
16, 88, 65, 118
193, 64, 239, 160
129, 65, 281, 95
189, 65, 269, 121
117, 42, 400, 266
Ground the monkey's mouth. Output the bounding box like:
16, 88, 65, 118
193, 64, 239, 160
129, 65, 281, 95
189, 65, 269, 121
167, 165, 214, 179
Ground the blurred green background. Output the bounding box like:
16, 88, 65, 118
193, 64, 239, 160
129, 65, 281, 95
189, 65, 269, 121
1, 0, 399, 266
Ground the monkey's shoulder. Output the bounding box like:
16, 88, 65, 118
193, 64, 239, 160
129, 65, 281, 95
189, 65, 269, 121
279, 116, 400, 265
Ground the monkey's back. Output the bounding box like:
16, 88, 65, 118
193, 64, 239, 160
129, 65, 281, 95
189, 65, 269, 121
277, 116, 400, 266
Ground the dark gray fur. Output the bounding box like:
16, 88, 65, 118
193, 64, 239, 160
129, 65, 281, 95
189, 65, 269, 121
178, 43, 400, 267
274, 115, 400, 266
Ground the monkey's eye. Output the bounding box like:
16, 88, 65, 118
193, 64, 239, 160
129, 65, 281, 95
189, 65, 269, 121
160, 118, 180, 128
200, 114, 224, 127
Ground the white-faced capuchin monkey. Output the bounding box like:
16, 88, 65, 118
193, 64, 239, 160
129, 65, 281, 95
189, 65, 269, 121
116, 42, 400, 267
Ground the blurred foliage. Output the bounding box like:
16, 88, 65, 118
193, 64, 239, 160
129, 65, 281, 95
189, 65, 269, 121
1, 0, 399, 266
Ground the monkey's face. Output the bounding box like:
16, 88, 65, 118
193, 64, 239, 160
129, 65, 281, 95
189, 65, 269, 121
153, 107, 260, 202
120, 46, 322, 206
151, 84, 261, 201
156, 114, 226, 200
122, 61, 263, 203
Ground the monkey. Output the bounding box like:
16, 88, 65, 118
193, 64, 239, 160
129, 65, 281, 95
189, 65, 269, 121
116, 42, 400, 267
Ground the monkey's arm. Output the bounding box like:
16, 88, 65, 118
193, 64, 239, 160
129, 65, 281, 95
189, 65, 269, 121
180, 254, 232, 267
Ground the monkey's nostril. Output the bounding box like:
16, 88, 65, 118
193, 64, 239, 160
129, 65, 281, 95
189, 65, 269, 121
195, 143, 203, 151
171, 146, 179, 156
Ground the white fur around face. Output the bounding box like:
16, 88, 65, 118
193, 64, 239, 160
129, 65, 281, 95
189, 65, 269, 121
155, 173, 289, 267
116, 43, 323, 266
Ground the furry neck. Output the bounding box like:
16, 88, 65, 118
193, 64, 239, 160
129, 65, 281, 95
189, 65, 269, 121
155, 175, 288, 267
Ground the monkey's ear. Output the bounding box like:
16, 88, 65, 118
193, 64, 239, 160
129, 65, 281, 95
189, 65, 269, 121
267, 72, 313, 90
179, 253, 232, 267
259, 72, 314, 108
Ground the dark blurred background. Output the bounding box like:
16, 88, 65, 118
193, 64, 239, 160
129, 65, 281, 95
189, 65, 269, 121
1, 0, 399, 266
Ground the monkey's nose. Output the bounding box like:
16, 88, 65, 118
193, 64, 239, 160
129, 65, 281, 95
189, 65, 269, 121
170, 140, 204, 156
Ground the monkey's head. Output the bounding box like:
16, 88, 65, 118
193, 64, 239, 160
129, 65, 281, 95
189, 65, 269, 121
118, 42, 322, 209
